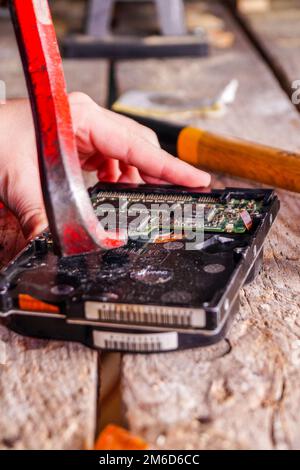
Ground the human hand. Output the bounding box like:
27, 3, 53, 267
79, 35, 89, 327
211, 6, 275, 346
0, 93, 211, 240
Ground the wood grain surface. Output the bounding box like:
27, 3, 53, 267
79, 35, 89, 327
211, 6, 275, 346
116, 2, 300, 450
236, 0, 300, 111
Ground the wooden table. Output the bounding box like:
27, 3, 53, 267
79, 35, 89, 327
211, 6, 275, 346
1, 0, 300, 449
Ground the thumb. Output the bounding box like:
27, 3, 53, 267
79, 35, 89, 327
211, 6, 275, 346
2, 163, 48, 240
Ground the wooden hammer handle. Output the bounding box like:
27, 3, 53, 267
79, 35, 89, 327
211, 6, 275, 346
178, 127, 300, 192
116, 111, 300, 193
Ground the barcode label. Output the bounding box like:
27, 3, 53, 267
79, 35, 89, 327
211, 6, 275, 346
85, 302, 205, 328
93, 331, 178, 352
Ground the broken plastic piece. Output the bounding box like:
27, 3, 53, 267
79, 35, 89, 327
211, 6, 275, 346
94, 425, 148, 451
240, 209, 253, 230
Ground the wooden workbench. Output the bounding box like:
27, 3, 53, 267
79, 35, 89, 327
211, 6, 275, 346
1, 0, 300, 449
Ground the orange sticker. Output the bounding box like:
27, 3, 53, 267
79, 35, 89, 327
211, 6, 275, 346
19, 294, 60, 314
154, 233, 184, 244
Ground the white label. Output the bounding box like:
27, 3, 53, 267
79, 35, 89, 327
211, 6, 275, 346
93, 331, 178, 352
85, 302, 205, 328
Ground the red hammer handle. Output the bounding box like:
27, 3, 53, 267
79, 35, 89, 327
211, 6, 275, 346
9, 0, 106, 256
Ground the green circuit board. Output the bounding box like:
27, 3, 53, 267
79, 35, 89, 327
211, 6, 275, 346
91, 191, 263, 239
203, 198, 262, 233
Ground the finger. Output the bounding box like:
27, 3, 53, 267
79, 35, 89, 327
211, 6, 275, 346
100, 107, 161, 148
118, 162, 144, 184
70, 93, 160, 162
85, 109, 211, 187
97, 159, 121, 182
3, 164, 48, 240
81, 153, 107, 172
140, 173, 172, 185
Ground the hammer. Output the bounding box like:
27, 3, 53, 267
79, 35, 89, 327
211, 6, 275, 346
116, 112, 300, 194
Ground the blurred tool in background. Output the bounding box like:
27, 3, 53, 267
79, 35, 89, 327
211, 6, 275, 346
63, 0, 209, 59
113, 79, 239, 119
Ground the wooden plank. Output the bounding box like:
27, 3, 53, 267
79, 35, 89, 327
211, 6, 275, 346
235, 0, 300, 110
116, 2, 300, 450
0, 13, 109, 449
